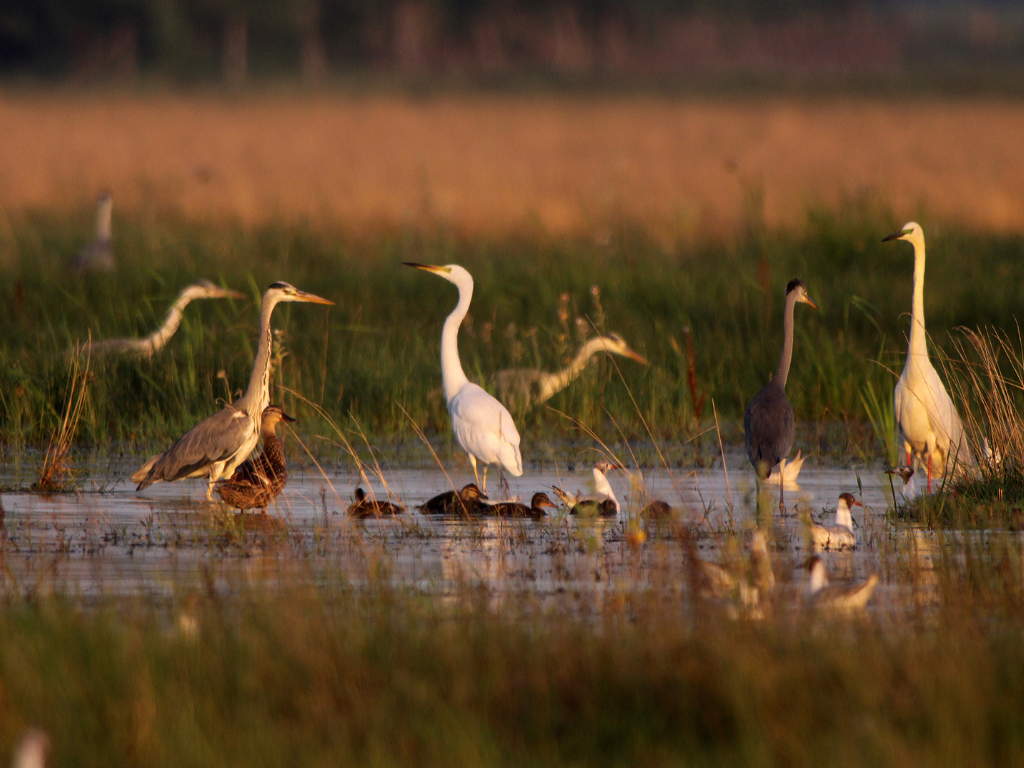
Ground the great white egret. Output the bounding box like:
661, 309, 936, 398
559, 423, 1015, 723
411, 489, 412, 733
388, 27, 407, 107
883, 222, 973, 492
483, 492, 556, 519
348, 488, 406, 518
806, 556, 879, 613
74, 280, 245, 358
806, 492, 859, 551
419, 483, 488, 516
405, 263, 523, 492
133, 282, 333, 499
744, 279, 817, 513
215, 405, 297, 512
73, 191, 114, 273
493, 333, 648, 410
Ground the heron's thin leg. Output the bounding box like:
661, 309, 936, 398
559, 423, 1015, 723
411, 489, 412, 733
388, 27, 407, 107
906, 447, 912, 468
206, 477, 215, 501
777, 458, 787, 514
927, 453, 932, 494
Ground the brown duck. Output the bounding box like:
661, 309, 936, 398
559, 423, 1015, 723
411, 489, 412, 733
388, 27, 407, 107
348, 488, 406, 518
419, 483, 488, 516
483, 492, 556, 519
216, 405, 296, 512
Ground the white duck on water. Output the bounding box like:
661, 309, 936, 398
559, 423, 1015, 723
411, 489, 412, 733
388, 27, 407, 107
883, 222, 973, 492
806, 492, 859, 552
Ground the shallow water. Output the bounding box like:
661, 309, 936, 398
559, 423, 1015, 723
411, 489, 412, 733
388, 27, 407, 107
0, 461, 921, 605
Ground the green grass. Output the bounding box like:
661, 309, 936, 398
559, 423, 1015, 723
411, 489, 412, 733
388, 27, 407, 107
2, 203, 1024, 466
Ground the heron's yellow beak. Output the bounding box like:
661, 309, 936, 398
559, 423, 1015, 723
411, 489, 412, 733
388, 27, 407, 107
225, 289, 247, 300
624, 348, 649, 365
295, 290, 334, 305
403, 262, 449, 275
801, 296, 819, 310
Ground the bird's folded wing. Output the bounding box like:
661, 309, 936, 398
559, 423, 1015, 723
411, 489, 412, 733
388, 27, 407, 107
143, 407, 253, 484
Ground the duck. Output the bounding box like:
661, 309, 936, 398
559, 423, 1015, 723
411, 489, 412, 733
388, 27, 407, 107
419, 483, 488, 516
806, 492, 859, 551
348, 487, 405, 518
482, 492, 557, 519
806, 555, 879, 613
553, 461, 621, 517
640, 499, 675, 520
215, 405, 296, 512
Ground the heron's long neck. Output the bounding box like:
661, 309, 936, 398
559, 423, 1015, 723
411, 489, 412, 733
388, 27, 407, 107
538, 337, 609, 402
144, 289, 197, 353
237, 294, 278, 419
441, 282, 472, 402
909, 239, 927, 358
774, 292, 798, 389
594, 468, 619, 511
96, 201, 112, 241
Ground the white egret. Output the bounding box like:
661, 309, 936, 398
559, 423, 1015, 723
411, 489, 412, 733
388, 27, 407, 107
744, 279, 817, 513
133, 282, 333, 499
405, 263, 523, 492
883, 222, 973, 492
493, 333, 648, 410
806, 492, 859, 551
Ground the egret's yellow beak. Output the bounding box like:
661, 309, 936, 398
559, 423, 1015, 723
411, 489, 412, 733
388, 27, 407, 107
295, 290, 334, 305
882, 228, 911, 242
403, 262, 449, 275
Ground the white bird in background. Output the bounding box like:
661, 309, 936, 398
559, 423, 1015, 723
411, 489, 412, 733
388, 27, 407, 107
493, 333, 649, 410
766, 449, 804, 490
887, 466, 918, 499
883, 222, 973, 493
553, 460, 622, 516
405, 263, 523, 492
73, 190, 114, 273
806, 492, 859, 551
73, 280, 245, 358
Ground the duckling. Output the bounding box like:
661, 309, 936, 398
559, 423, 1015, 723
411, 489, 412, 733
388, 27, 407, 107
806, 555, 879, 613
348, 487, 405, 518
215, 405, 296, 512
806, 492, 859, 551
419, 483, 488, 516
483, 492, 556, 519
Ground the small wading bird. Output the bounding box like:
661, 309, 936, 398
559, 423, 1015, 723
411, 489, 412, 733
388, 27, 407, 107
483, 492, 556, 519
132, 282, 332, 499
806, 555, 879, 613
744, 279, 817, 513
419, 483, 489, 516
806, 492, 859, 552
73, 280, 245, 358
493, 333, 648, 410
553, 461, 621, 516
348, 488, 406, 518
883, 222, 973, 492
73, 191, 114, 273
215, 405, 296, 512
405, 263, 523, 492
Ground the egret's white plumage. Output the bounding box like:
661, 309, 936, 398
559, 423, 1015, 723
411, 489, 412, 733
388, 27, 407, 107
405, 263, 522, 490
884, 222, 973, 492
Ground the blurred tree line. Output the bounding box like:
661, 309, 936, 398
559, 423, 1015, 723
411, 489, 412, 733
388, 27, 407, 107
1, 0, 1022, 82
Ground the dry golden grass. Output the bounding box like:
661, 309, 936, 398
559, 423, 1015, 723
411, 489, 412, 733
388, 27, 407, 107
2, 91, 1024, 236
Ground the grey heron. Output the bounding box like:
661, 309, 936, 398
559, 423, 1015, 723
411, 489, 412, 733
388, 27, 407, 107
348, 488, 406, 518
215, 405, 296, 512
492, 333, 648, 410
883, 222, 973, 492
743, 278, 817, 513
805, 492, 859, 552
74, 280, 245, 358
419, 483, 489, 516
483, 492, 556, 519
133, 282, 332, 499
806, 556, 879, 613
73, 191, 114, 273
405, 263, 522, 492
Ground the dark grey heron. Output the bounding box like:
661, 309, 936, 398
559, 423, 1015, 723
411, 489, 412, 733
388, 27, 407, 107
72, 280, 245, 359
133, 282, 333, 499
743, 278, 817, 513
73, 191, 114, 273
493, 333, 648, 411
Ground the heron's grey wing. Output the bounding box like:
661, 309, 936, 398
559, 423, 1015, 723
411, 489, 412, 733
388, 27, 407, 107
743, 384, 794, 479
138, 407, 253, 488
